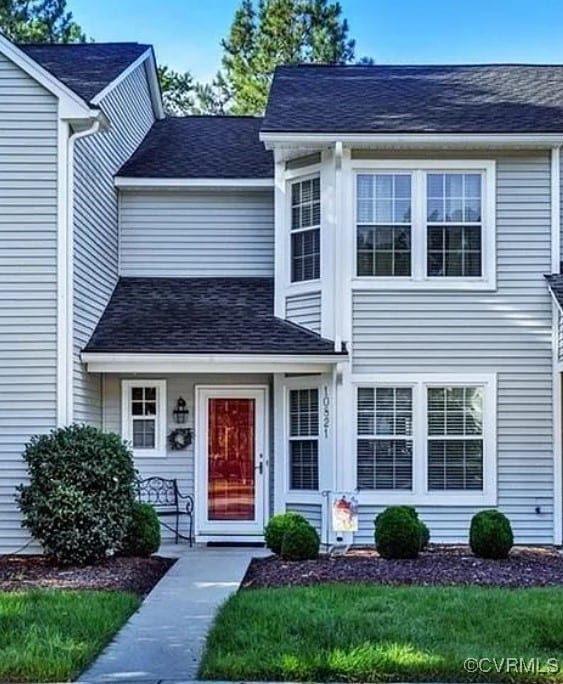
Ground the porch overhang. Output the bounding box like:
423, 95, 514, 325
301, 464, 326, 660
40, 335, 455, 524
80, 352, 346, 374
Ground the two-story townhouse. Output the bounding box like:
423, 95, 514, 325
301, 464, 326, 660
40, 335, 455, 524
1, 36, 563, 551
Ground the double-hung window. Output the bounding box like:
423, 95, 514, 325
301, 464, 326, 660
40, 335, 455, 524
355, 376, 495, 503
427, 386, 484, 490
290, 177, 320, 282
357, 387, 413, 489
357, 174, 412, 277
355, 162, 494, 288
122, 380, 167, 456
288, 388, 319, 490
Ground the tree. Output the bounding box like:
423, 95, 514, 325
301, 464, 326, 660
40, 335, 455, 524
218, 0, 355, 114
0, 0, 86, 43
158, 65, 196, 116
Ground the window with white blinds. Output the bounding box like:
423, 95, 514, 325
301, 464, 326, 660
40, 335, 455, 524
290, 177, 321, 282
289, 388, 319, 490
357, 387, 413, 490
122, 380, 167, 456
427, 386, 484, 490
354, 378, 494, 502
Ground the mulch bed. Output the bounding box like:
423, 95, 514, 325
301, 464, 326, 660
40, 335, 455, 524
0, 555, 175, 596
242, 545, 563, 590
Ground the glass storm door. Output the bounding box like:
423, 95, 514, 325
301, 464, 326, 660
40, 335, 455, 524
197, 387, 266, 536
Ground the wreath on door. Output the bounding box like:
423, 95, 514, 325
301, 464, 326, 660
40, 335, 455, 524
168, 428, 193, 451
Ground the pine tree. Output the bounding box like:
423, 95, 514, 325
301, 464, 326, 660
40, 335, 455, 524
0, 0, 86, 43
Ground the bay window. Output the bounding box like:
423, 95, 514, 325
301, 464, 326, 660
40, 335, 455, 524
290, 177, 320, 282
355, 162, 495, 288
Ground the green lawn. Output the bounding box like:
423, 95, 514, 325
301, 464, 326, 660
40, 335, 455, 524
199, 584, 563, 682
0, 590, 140, 682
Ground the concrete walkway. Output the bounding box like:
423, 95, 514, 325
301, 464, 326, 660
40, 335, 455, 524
79, 544, 267, 682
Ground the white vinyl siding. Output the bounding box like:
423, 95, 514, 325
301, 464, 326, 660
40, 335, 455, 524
0, 53, 58, 552
103, 373, 271, 541
352, 153, 553, 543
285, 291, 321, 334
73, 62, 155, 424
119, 190, 274, 277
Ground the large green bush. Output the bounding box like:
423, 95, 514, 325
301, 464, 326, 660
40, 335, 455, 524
123, 502, 160, 557
264, 512, 307, 555
280, 521, 320, 561
17, 424, 136, 565
374, 506, 421, 559
469, 509, 513, 559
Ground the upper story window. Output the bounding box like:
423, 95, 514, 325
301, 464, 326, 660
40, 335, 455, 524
427, 173, 482, 277
122, 379, 167, 456
290, 177, 320, 282
357, 174, 412, 277
354, 162, 495, 289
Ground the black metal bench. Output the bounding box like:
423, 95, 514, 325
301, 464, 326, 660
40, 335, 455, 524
136, 477, 194, 546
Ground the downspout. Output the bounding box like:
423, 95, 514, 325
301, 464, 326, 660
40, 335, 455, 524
551, 144, 562, 545
57, 116, 102, 426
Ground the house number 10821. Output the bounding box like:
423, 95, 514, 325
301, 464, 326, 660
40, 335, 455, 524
323, 386, 330, 438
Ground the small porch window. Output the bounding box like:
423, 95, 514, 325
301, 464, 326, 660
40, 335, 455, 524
122, 379, 167, 456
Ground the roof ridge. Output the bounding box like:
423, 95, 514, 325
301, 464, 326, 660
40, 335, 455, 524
275, 62, 563, 69
18, 41, 150, 47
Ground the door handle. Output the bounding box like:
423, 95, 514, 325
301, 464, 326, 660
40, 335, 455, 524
256, 454, 263, 475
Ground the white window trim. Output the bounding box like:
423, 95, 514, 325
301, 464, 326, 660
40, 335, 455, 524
286, 170, 322, 289
350, 159, 496, 291
352, 373, 497, 506
281, 375, 332, 502
121, 379, 167, 458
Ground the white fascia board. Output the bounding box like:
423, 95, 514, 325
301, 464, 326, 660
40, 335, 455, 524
114, 177, 274, 189
0, 33, 93, 119
260, 131, 563, 149
91, 48, 165, 120
81, 352, 347, 374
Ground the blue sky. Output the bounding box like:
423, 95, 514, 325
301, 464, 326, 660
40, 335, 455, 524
70, 0, 563, 82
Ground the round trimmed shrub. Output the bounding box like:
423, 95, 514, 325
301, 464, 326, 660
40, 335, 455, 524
265, 511, 307, 555
123, 502, 160, 557
469, 509, 513, 559
374, 506, 421, 559
386, 506, 431, 552
280, 521, 320, 561
16, 424, 136, 565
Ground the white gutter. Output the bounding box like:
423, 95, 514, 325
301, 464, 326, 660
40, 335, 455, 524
56, 116, 103, 426
260, 131, 563, 149
114, 177, 274, 190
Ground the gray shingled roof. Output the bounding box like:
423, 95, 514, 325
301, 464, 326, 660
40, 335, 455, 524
84, 278, 343, 356
546, 274, 563, 306
263, 64, 563, 133
20, 42, 150, 103
117, 116, 273, 178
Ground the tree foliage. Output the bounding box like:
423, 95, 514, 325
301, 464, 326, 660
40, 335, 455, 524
219, 0, 355, 114
0, 0, 86, 43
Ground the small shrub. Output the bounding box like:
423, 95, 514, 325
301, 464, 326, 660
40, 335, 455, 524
281, 521, 320, 561
374, 506, 421, 559
469, 509, 513, 559
123, 502, 160, 557
381, 506, 430, 552
17, 424, 136, 565
265, 512, 307, 555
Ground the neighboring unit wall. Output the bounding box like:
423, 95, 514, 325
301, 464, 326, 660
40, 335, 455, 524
102, 373, 271, 540
285, 291, 322, 334
0, 53, 58, 552
351, 153, 553, 544
73, 62, 155, 424
119, 190, 274, 277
